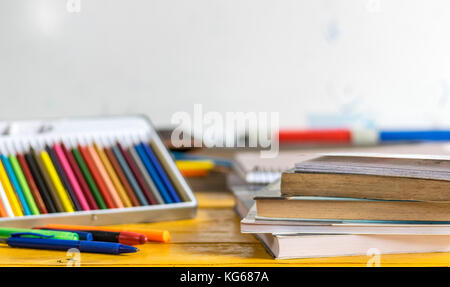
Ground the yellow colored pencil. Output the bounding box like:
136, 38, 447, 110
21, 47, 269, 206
0, 159, 23, 216
40, 150, 74, 212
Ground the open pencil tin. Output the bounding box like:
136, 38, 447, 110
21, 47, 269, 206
0, 115, 197, 227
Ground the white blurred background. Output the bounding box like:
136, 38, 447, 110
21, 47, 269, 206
0, 0, 449, 129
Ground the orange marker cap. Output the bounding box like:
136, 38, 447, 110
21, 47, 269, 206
41, 224, 171, 243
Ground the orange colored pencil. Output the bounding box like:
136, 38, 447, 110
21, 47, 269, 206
86, 145, 124, 208
78, 145, 116, 209
104, 147, 140, 207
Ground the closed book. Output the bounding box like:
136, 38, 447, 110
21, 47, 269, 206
238, 180, 450, 259
258, 233, 450, 259
281, 153, 450, 201
255, 196, 450, 222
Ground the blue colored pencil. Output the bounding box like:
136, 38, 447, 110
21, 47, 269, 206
141, 142, 181, 203
134, 144, 172, 203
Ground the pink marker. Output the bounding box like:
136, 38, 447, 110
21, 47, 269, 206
53, 143, 91, 211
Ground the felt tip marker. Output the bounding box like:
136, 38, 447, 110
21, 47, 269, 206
42, 224, 171, 243
38, 228, 147, 245
0, 227, 79, 240
37, 228, 93, 241
0, 233, 138, 255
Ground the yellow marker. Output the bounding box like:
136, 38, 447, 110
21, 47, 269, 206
175, 160, 215, 171
0, 159, 23, 216
94, 144, 132, 207
40, 150, 74, 212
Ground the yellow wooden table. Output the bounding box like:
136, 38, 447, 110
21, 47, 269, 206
0, 191, 448, 267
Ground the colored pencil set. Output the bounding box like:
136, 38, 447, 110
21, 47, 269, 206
0, 135, 184, 218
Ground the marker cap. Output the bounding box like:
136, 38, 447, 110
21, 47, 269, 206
119, 231, 148, 245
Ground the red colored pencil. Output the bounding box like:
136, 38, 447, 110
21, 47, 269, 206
78, 144, 116, 208
104, 147, 140, 207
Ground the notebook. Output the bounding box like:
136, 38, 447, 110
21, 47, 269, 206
283, 153, 450, 201
233, 143, 450, 184
235, 178, 450, 259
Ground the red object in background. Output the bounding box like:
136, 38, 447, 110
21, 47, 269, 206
278, 129, 352, 143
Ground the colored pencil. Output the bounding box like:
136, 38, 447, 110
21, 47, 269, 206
0, 171, 14, 217
17, 154, 48, 214
54, 143, 90, 211
78, 144, 115, 208
46, 145, 81, 211
24, 152, 57, 213
32, 148, 65, 213
129, 145, 164, 204
142, 142, 181, 203
151, 140, 187, 202
87, 144, 124, 208
9, 153, 40, 215
0, 158, 23, 216
39, 149, 75, 212
104, 146, 140, 207
61, 143, 99, 210
136, 143, 172, 203
117, 142, 156, 205
135, 144, 171, 203
94, 144, 132, 207
2, 154, 31, 215
111, 145, 149, 206
71, 147, 106, 209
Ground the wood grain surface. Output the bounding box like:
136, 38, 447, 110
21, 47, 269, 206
0, 191, 448, 266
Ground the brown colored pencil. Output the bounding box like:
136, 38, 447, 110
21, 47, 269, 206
104, 146, 140, 207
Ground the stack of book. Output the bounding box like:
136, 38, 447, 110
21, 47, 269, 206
239, 153, 450, 259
